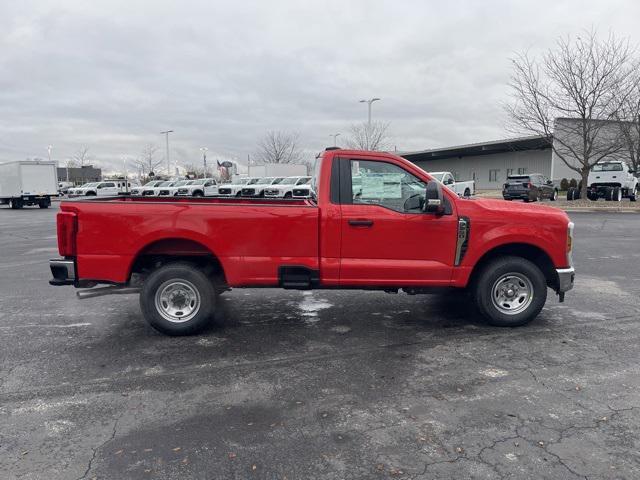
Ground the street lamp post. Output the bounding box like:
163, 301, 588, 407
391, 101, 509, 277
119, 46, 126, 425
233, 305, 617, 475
47, 145, 52, 161
329, 133, 341, 146
160, 130, 173, 176
359, 98, 381, 125
200, 147, 208, 178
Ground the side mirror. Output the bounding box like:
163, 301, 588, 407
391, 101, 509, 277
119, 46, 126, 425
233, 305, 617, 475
423, 181, 444, 214
445, 178, 454, 185
97, 185, 103, 189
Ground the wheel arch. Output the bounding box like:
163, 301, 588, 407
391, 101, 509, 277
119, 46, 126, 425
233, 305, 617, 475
468, 242, 557, 291
128, 237, 227, 286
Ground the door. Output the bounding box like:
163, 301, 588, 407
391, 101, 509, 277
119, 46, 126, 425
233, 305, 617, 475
97, 182, 118, 196
338, 158, 458, 287
204, 180, 218, 196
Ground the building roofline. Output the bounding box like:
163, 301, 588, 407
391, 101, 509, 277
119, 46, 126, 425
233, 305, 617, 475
400, 134, 551, 161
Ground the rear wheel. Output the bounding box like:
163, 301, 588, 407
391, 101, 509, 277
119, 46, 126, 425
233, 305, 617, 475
550, 189, 558, 201
193, 191, 204, 197
38, 201, 49, 209
613, 187, 622, 202
284, 192, 292, 199
630, 186, 638, 202
140, 262, 216, 335
472, 256, 547, 327
9, 199, 23, 209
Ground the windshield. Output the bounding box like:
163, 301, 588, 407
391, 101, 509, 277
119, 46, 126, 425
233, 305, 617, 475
430, 173, 445, 181
247, 178, 260, 185
507, 175, 530, 181
173, 180, 189, 187
257, 177, 275, 184
158, 181, 172, 187
82, 183, 98, 188
190, 179, 206, 185
144, 181, 158, 186
297, 177, 311, 185
593, 163, 623, 172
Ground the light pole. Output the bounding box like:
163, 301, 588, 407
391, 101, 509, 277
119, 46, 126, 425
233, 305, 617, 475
359, 98, 381, 125
329, 133, 341, 146
200, 147, 208, 178
47, 145, 52, 161
160, 130, 173, 176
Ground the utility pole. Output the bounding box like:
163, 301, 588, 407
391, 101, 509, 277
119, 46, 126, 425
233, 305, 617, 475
160, 130, 173, 176
329, 133, 341, 146
359, 98, 381, 125
47, 145, 52, 161
200, 147, 208, 178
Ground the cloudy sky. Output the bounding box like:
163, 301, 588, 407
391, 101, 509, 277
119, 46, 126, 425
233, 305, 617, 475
1, 0, 639, 172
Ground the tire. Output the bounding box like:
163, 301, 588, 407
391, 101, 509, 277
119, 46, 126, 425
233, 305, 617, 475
463, 188, 471, 198
85, 191, 96, 196
9, 199, 23, 209
567, 188, 580, 201
566, 188, 575, 201
38, 201, 49, 209
587, 190, 598, 201
631, 186, 638, 202
140, 262, 216, 336
613, 187, 622, 202
284, 192, 292, 199
472, 256, 547, 327
550, 189, 558, 201
193, 191, 204, 197
235, 192, 242, 197
604, 187, 613, 201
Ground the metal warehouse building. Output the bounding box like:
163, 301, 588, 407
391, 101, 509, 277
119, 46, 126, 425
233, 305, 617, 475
401, 135, 554, 190
401, 118, 635, 190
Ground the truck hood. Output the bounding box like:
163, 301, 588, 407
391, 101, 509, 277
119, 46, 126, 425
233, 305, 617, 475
460, 197, 568, 222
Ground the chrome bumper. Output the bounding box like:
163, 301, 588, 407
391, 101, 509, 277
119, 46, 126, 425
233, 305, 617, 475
49, 258, 76, 286
556, 267, 575, 293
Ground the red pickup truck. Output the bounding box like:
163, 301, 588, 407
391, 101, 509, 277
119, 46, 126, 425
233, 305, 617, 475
50, 149, 575, 335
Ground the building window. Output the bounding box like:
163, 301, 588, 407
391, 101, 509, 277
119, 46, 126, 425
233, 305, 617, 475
489, 169, 500, 182
518, 167, 527, 174
506, 168, 514, 177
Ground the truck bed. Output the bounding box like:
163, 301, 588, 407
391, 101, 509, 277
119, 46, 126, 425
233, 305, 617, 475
61, 195, 319, 286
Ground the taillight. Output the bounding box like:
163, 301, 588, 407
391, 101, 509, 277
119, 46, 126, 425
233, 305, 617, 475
57, 211, 77, 256
527, 182, 533, 188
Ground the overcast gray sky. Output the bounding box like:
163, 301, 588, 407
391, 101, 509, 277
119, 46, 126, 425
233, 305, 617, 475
1, 0, 639, 172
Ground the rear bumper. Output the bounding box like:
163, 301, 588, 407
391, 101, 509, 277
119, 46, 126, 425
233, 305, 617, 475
556, 267, 575, 293
49, 258, 76, 286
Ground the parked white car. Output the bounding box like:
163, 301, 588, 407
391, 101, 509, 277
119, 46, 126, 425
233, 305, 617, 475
149, 180, 178, 196
67, 182, 99, 197
264, 176, 312, 198
175, 178, 219, 197
216, 178, 256, 197
158, 180, 192, 197
430, 171, 475, 197
131, 180, 165, 196
241, 177, 284, 197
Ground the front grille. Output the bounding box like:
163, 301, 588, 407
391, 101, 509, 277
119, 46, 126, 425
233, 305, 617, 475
142, 190, 154, 195
159, 190, 170, 195
293, 188, 310, 197
218, 188, 232, 195
177, 188, 188, 194
131, 189, 140, 195
241, 188, 256, 196
264, 189, 279, 196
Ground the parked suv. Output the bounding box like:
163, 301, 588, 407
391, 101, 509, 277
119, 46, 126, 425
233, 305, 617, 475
503, 174, 558, 202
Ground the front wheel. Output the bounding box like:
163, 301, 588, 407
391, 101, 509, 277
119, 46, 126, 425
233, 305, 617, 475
630, 186, 638, 202
140, 262, 216, 335
472, 256, 547, 327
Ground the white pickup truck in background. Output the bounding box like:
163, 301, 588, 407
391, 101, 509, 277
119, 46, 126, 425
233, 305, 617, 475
429, 171, 475, 197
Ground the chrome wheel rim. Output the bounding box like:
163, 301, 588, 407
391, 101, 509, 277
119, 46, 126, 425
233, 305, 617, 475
491, 273, 534, 316
154, 279, 201, 323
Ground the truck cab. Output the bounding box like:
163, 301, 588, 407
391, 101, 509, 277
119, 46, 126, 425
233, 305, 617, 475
587, 161, 638, 202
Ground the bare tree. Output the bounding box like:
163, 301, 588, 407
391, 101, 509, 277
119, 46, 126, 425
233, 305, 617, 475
72, 145, 92, 167
345, 121, 391, 151
133, 144, 163, 178
617, 77, 640, 173
505, 30, 638, 198
256, 131, 303, 164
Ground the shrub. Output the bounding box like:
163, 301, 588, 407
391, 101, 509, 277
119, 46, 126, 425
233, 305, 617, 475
560, 178, 569, 191
569, 178, 578, 189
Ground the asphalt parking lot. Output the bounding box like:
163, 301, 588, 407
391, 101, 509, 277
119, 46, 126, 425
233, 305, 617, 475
1, 205, 639, 480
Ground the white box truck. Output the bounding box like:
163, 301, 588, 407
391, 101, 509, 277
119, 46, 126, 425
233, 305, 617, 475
0, 160, 58, 209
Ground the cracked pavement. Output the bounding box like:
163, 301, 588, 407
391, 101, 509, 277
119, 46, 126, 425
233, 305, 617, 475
0, 206, 639, 479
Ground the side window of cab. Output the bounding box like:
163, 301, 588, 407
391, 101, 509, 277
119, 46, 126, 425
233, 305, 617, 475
349, 159, 427, 213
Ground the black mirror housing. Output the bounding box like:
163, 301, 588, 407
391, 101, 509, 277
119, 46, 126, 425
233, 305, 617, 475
423, 181, 444, 214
